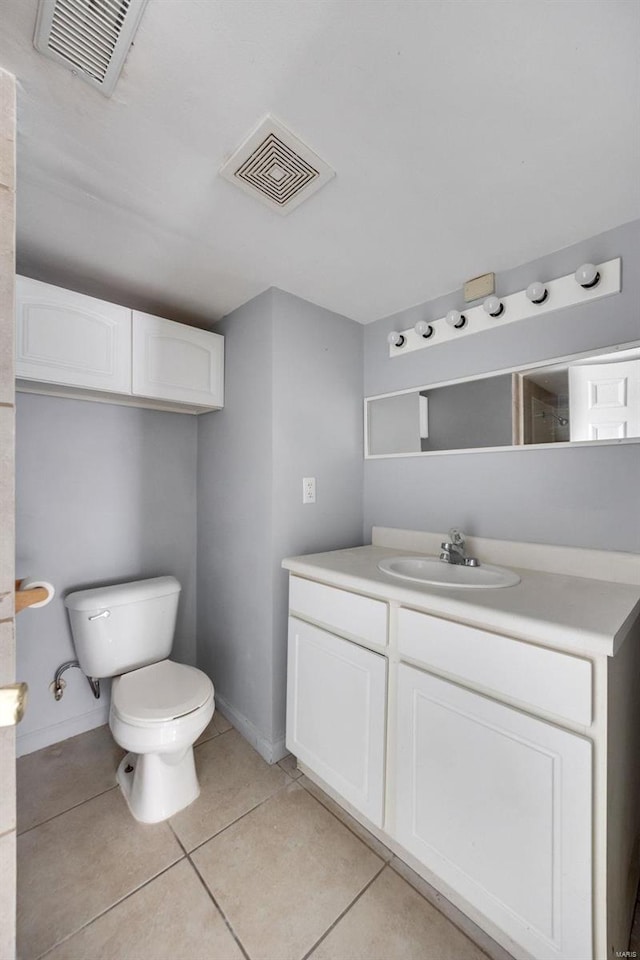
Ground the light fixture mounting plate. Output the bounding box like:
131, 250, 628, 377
463, 272, 495, 303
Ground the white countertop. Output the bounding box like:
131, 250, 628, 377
282, 543, 640, 658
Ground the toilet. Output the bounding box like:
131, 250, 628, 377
64, 576, 214, 824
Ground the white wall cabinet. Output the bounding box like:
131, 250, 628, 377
16, 276, 132, 394
132, 311, 224, 408
15, 277, 224, 413
286, 616, 387, 826
395, 663, 592, 960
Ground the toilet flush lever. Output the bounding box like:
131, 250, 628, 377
88, 610, 110, 621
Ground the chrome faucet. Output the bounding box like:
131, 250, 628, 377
440, 529, 479, 567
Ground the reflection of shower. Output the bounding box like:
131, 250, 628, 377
536, 410, 569, 427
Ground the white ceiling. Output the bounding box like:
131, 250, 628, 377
1, 0, 638, 325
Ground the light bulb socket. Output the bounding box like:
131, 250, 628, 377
575, 263, 601, 289
415, 322, 434, 340
387, 331, 406, 348
526, 283, 548, 305
446, 310, 467, 330
483, 296, 504, 318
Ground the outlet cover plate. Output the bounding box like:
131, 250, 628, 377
302, 477, 316, 504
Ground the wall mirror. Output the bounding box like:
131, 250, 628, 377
365, 342, 640, 458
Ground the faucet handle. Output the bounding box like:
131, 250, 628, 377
449, 528, 465, 546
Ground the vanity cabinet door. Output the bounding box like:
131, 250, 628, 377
394, 664, 592, 960
287, 617, 386, 826
132, 311, 224, 408
16, 276, 131, 393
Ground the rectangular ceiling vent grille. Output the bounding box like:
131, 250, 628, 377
34, 0, 148, 97
220, 116, 335, 215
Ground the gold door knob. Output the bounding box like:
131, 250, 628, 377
0, 683, 28, 726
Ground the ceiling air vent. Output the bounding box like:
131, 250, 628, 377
219, 116, 335, 215
34, 0, 148, 97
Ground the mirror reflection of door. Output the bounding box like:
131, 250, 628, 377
569, 359, 640, 441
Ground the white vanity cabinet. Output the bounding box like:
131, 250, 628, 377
395, 663, 592, 960
286, 616, 387, 826
132, 311, 224, 408
15, 276, 132, 394
15, 276, 224, 413
283, 543, 640, 960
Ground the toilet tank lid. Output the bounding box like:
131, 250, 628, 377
64, 576, 181, 611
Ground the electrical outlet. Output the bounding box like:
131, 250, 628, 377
302, 477, 316, 504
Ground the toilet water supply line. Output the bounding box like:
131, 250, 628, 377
52, 661, 100, 701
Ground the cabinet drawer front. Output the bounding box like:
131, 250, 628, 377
132, 311, 224, 408
394, 665, 592, 960
16, 277, 131, 393
287, 617, 386, 826
398, 608, 591, 726
289, 576, 388, 647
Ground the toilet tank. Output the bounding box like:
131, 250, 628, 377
64, 576, 181, 678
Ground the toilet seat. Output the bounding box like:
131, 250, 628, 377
112, 659, 213, 724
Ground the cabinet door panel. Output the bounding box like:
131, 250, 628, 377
16, 277, 131, 392
132, 311, 223, 407
394, 664, 592, 960
287, 617, 386, 826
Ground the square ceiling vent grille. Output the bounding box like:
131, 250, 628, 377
34, 0, 148, 96
220, 116, 335, 215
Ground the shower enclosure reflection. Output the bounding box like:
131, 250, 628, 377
365, 343, 640, 457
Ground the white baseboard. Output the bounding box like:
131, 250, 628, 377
16, 704, 110, 757
214, 693, 287, 764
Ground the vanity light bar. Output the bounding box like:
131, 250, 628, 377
388, 258, 621, 358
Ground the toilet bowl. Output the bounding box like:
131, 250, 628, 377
64, 576, 215, 824
109, 659, 215, 823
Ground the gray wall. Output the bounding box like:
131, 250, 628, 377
197, 291, 276, 752
364, 219, 640, 551
16, 393, 198, 753
197, 288, 364, 760
270, 289, 364, 743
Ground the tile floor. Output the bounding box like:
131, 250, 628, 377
17, 714, 515, 960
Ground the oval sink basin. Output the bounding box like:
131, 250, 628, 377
377, 556, 521, 589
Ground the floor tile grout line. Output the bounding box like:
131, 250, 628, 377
167, 819, 188, 857
17, 783, 120, 837
297, 776, 393, 862
300, 861, 388, 960
19, 724, 230, 839
296, 777, 502, 959
31, 743, 283, 960
277, 760, 303, 782
194, 723, 233, 749
386, 858, 500, 960
188, 853, 252, 960
193, 727, 223, 750
180, 777, 293, 856
35, 854, 188, 960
